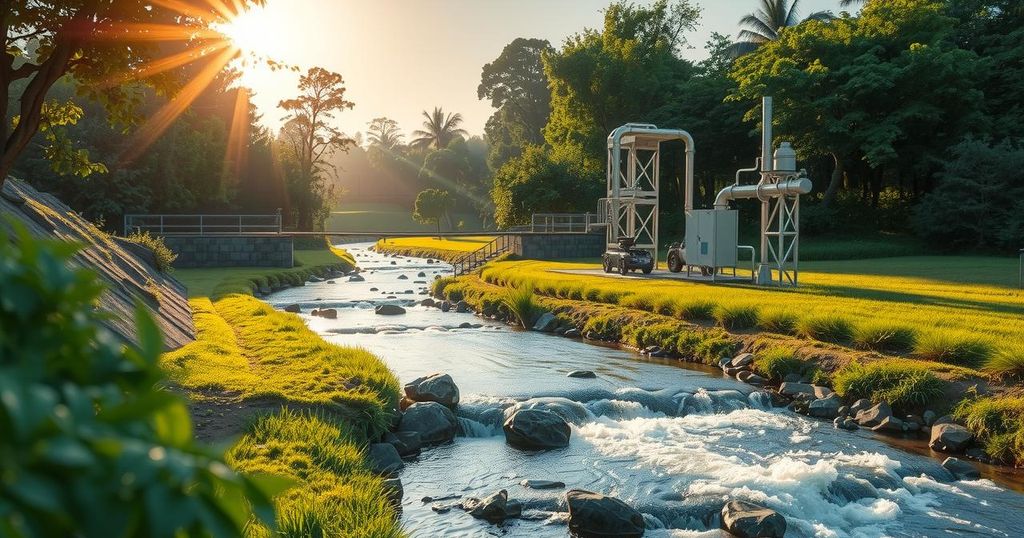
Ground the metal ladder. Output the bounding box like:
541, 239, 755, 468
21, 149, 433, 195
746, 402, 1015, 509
452, 235, 513, 276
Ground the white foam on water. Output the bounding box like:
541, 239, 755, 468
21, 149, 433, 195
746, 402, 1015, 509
586, 399, 665, 420
574, 409, 949, 538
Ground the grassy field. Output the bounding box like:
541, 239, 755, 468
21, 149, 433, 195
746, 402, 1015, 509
167, 246, 404, 535
327, 202, 485, 233
374, 235, 495, 262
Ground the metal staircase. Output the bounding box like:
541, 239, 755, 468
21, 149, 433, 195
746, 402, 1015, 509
452, 235, 514, 276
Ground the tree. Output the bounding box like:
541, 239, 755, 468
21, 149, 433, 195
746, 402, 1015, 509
491, 146, 603, 228
543, 0, 700, 173
413, 188, 452, 236
478, 38, 553, 169
1, 0, 263, 187
410, 107, 467, 149
366, 117, 404, 150
727, 0, 833, 57
277, 67, 355, 230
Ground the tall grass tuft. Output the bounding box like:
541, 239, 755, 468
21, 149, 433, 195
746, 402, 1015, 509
954, 396, 1024, 464
676, 299, 717, 322
832, 360, 947, 410
984, 343, 1024, 380
798, 314, 854, 344
757, 308, 799, 335
714, 303, 760, 331
853, 322, 918, 354
125, 231, 177, 272
914, 331, 993, 369
753, 347, 807, 381
502, 283, 540, 329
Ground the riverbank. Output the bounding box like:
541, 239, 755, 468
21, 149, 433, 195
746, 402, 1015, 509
374, 236, 494, 262
374, 239, 1024, 468
165, 244, 405, 536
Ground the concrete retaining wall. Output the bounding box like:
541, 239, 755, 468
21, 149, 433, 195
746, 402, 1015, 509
164, 235, 293, 268
514, 232, 604, 260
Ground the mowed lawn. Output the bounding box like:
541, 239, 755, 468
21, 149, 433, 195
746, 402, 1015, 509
480, 255, 1024, 351
326, 202, 485, 233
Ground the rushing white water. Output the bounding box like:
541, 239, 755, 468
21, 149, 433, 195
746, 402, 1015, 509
266, 244, 1024, 538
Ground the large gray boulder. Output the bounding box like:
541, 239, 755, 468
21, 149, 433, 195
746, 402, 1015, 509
383, 431, 422, 459
855, 402, 893, 428
942, 457, 981, 480
930, 423, 974, 453
533, 312, 558, 332
566, 489, 645, 538
398, 402, 458, 445
366, 443, 404, 475
503, 396, 590, 425
720, 500, 786, 538
778, 382, 815, 398
460, 489, 522, 523
808, 394, 841, 419
375, 304, 407, 316
404, 373, 460, 408
503, 409, 571, 450
382, 478, 403, 509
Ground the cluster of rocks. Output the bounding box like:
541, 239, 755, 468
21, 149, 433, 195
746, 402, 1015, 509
253, 266, 349, 297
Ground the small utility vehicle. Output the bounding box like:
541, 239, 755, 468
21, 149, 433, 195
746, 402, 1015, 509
602, 237, 654, 275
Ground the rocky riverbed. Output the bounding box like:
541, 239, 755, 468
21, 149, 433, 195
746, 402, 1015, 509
266, 244, 1024, 537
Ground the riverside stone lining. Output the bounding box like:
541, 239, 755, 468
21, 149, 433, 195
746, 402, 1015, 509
512, 232, 604, 260
1, 177, 195, 349
164, 235, 293, 268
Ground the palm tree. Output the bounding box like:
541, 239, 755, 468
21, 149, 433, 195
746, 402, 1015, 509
410, 107, 468, 149
728, 0, 833, 57
366, 117, 404, 149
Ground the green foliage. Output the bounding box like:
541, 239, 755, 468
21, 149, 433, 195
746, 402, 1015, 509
676, 299, 717, 321
954, 396, 1024, 465
753, 347, 808, 381
833, 360, 948, 410
229, 410, 403, 538
984, 343, 1024, 380
125, 231, 177, 272
913, 138, 1024, 250
853, 322, 918, 354
797, 314, 854, 344
914, 331, 993, 368
413, 188, 453, 235
501, 284, 541, 329
713, 303, 760, 331
490, 145, 603, 228
0, 226, 273, 537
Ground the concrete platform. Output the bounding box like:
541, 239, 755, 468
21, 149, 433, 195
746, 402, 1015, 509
553, 268, 753, 284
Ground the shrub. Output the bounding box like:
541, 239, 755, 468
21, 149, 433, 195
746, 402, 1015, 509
984, 344, 1024, 380
431, 276, 457, 298
501, 284, 541, 329
676, 299, 716, 321
757, 308, 799, 335
853, 322, 918, 354
914, 331, 993, 368
954, 397, 1024, 464
832, 360, 947, 410
798, 314, 854, 344
714, 303, 760, 331
753, 347, 807, 381
125, 230, 177, 272
0, 225, 273, 536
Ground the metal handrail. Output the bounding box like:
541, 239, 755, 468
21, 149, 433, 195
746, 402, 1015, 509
452, 235, 513, 276
124, 211, 282, 235
531, 213, 599, 233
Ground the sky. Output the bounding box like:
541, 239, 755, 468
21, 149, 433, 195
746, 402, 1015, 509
225, 0, 848, 139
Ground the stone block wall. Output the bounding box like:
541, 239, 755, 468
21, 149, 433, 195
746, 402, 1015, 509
514, 232, 604, 260
164, 235, 293, 268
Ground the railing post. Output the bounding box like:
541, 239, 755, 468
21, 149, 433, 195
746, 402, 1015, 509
160, 215, 164, 235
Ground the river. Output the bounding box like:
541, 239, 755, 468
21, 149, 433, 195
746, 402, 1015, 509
266, 244, 1024, 538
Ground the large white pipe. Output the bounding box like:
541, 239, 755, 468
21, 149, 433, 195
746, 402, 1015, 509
713, 178, 812, 210
607, 125, 695, 210
762, 96, 773, 173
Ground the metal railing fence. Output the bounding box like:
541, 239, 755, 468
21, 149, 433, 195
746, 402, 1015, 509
124, 212, 282, 236
530, 213, 605, 233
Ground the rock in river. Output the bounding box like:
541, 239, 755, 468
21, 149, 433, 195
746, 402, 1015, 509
942, 457, 981, 480
930, 423, 974, 453
521, 479, 565, 490
567, 370, 597, 379
398, 402, 458, 445
375, 304, 407, 316
366, 443, 404, 475
855, 402, 893, 428
720, 500, 786, 538
404, 372, 460, 408
532, 312, 558, 332
383, 430, 422, 459
503, 409, 570, 450
565, 489, 645, 538
283, 303, 301, 313
460, 489, 522, 523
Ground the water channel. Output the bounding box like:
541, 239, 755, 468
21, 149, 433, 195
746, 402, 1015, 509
266, 244, 1024, 538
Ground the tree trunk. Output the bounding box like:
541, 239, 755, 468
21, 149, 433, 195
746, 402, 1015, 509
821, 153, 844, 208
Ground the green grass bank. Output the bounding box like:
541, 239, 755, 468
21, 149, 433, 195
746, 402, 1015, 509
166, 244, 405, 536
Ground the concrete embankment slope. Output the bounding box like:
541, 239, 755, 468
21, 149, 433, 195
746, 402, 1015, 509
1, 177, 194, 349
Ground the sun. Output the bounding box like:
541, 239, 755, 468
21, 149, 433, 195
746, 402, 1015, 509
216, 6, 278, 59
